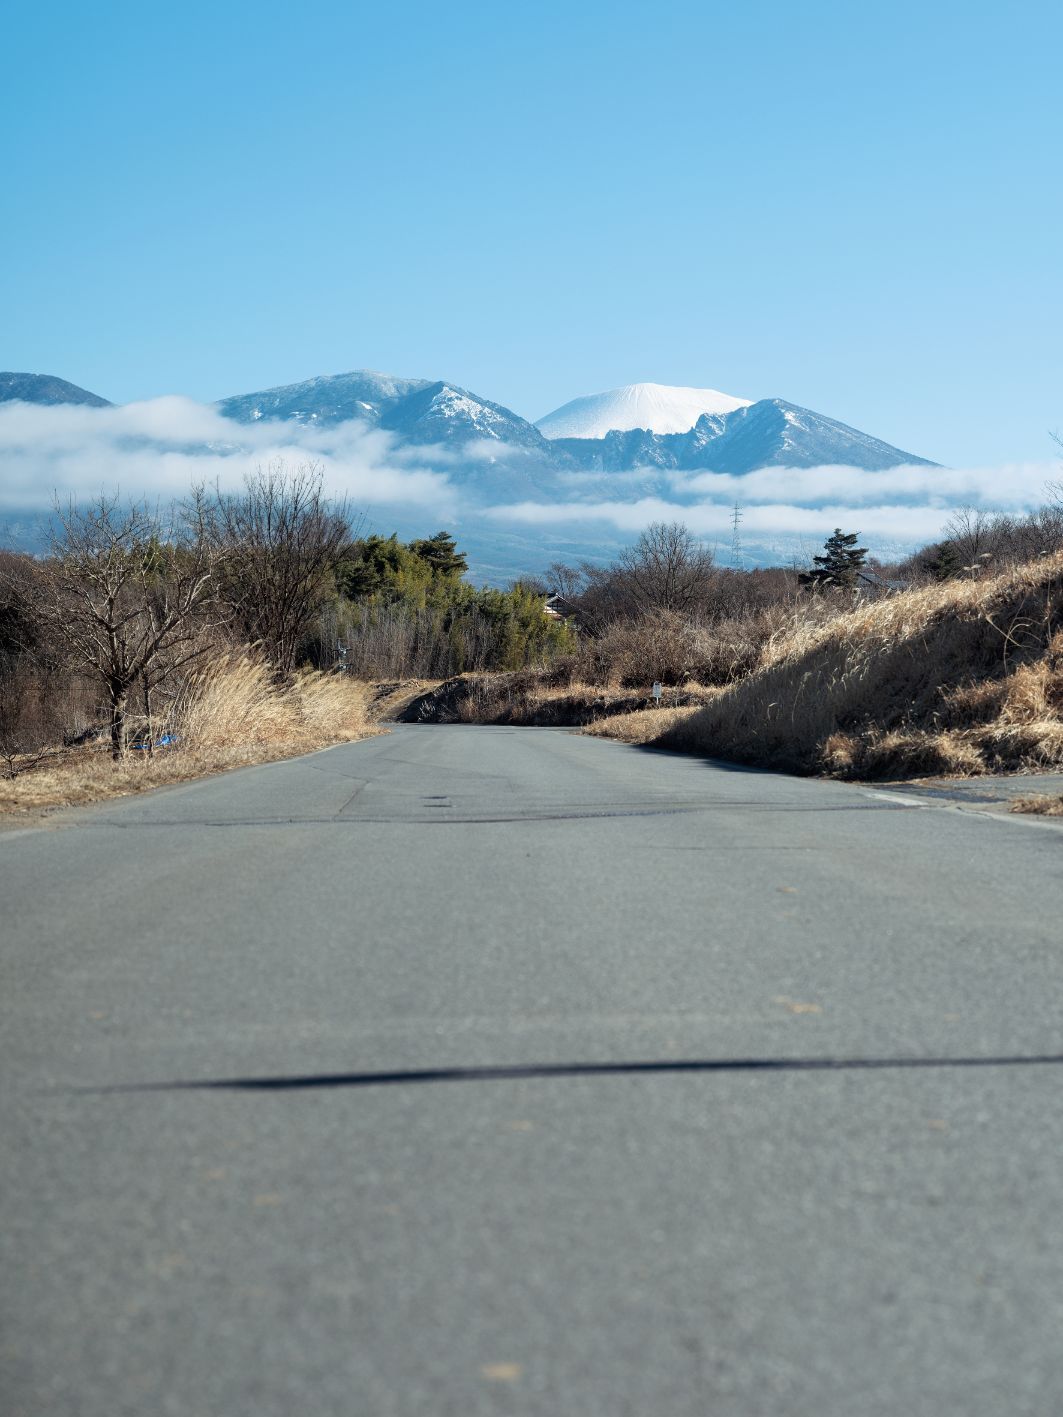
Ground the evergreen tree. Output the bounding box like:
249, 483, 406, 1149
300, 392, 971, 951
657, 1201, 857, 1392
320, 530, 576, 675
801, 528, 868, 591
409, 531, 467, 578
926, 538, 961, 582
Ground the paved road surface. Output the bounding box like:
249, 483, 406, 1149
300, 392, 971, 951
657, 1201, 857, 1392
4, 726, 1063, 1416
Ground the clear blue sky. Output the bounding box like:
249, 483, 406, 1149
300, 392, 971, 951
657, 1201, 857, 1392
3, 0, 1061, 465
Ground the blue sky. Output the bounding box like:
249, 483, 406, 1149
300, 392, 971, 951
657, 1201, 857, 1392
3, 0, 1061, 465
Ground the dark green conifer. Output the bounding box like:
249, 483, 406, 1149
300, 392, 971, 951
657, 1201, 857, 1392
927, 539, 961, 582
409, 531, 467, 578
801, 528, 869, 591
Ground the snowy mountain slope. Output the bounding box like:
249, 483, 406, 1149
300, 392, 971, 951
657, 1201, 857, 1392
216, 371, 431, 426
536, 382, 751, 438
705, 399, 935, 472
0, 372, 111, 408
554, 399, 935, 472
218, 370, 557, 456
378, 381, 555, 453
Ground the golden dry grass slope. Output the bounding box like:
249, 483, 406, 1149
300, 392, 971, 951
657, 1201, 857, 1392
635, 552, 1063, 779
0, 655, 380, 816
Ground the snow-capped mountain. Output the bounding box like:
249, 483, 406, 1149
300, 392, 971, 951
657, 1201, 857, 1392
1, 372, 111, 408
6, 367, 931, 474
216, 371, 429, 426
536, 382, 751, 439
217, 370, 555, 456
552, 398, 936, 473
377, 382, 553, 453
1, 367, 940, 577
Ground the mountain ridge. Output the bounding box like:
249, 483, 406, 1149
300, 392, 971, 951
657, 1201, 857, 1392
550, 399, 936, 473
0, 372, 112, 408
2, 367, 936, 474
213, 370, 934, 472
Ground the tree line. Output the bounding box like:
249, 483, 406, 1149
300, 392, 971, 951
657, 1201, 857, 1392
3, 462, 1061, 762
0, 461, 572, 761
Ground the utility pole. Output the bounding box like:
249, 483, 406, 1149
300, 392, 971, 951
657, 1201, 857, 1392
730, 502, 743, 568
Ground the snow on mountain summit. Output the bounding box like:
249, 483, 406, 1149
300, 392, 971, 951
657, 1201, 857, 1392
536, 382, 752, 439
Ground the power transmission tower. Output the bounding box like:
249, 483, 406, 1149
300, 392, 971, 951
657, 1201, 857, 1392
730, 502, 743, 568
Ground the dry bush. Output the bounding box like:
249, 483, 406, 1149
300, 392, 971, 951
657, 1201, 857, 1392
653, 551, 1063, 779
573, 611, 707, 687
570, 605, 792, 689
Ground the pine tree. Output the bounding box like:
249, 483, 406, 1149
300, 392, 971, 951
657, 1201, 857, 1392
926, 539, 960, 582
801, 528, 868, 591
409, 531, 468, 578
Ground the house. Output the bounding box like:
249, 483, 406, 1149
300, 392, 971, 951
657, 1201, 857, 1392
856, 569, 907, 593
543, 594, 576, 621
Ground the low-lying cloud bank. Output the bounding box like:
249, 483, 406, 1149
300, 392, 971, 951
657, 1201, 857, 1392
487, 461, 1060, 548
0, 398, 457, 515
669, 462, 1055, 509
0, 400, 1055, 562
484, 497, 973, 543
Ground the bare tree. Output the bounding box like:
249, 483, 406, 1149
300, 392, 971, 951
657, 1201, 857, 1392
31, 494, 220, 758
943, 506, 1006, 573
545, 561, 588, 603
205, 461, 354, 675
616, 521, 717, 614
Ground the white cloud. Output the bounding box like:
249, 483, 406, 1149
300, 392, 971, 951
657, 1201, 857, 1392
485, 460, 1061, 550
0, 399, 458, 514
670, 461, 1058, 508
484, 497, 1003, 541
2, 400, 1058, 561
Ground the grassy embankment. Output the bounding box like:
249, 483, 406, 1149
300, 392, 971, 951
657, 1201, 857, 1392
592, 551, 1063, 783
0, 655, 378, 816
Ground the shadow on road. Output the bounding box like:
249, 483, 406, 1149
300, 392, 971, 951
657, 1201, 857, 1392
75, 1053, 1063, 1093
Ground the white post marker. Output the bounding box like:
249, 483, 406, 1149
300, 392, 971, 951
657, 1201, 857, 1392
652, 681, 663, 703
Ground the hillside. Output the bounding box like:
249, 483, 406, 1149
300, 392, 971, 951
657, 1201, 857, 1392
0, 372, 111, 407
653, 553, 1063, 777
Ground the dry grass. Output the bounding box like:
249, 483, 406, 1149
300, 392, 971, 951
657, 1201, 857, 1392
652, 551, 1063, 779
176, 654, 372, 747
395, 671, 720, 727
0, 653, 379, 816
583, 705, 703, 743
1010, 794, 1063, 816
367, 679, 445, 722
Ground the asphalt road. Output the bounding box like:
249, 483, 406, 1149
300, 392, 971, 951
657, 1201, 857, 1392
4, 725, 1063, 1416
